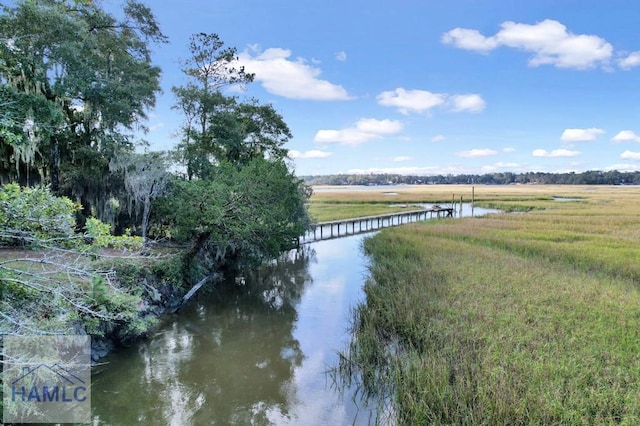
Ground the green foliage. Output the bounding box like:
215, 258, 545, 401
89, 276, 140, 316
149, 255, 185, 288
172, 33, 291, 180
0, 184, 154, 349
159, 158, 311, 262
82, 275, 148, 338
0, 183, 79, 246
85, 217, 143, 251
0, 0, 166, 227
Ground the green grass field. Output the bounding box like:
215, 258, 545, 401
330, 185, 640, 424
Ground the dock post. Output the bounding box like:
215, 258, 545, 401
472, 186, 475, 217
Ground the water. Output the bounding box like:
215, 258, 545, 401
91, 235, 378, 425
91, 206, 500, 425
553, 197, 583, 202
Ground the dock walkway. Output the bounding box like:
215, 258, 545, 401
302, 206, 453, 243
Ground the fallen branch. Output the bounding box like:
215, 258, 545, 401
180, 273, 219, 306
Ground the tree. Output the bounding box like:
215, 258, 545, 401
158, 157, 311, 282
172, 33, 291, 178
165, 33, 311, 289
109, 151, 170, 244
0, 0, 166, 221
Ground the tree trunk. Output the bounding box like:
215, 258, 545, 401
50, 136, 60, 195
141, 197, 150, 245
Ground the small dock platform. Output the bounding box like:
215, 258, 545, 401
302, 206, 453, 243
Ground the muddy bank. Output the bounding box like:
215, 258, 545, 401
89, 246, 228, 362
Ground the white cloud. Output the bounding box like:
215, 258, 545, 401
314, 118, 403, 146
347, 165, 470, 175
604, 163, 640, 172
618, 52, 640, 70
532, 148, 581, 158
480, 162, 522, 172
392, 156, 412, 162
441, 28, 499, 53
494, 161, 521, 168
335, 51, 347, 62
288, 150, 332, 159
377, 88, 486, 115
442, 19, 613, 70
448, 94, 486, 113
620, 150, 640, 161
612, 130, 640, 143
503, 147, 516, 153
237, 47, 352, 100
431, 135, 446, 143
560, 128, 604, 142
456, 148, 498, 158
377, 88, 445, 115
355, 118, 403, 135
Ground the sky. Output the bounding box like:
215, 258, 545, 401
113, 0, 640, 176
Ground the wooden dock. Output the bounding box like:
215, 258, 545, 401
302, 206, 453, 243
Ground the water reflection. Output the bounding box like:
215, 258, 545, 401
92, 237, 376, 425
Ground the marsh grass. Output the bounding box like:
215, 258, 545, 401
308, 203, 425, 222
336, 185, 640, 424
309, 184, 613, 220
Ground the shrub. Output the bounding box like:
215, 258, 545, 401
0, 183, 79, 246
85, 217, 143, 252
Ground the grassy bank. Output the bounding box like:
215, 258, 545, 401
340, 185, 640, 424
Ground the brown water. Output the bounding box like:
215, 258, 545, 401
91, 235, 379, 425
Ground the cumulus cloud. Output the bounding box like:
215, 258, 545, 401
441, 28, 499, 53
335, 51, 347, 62
618, 52, 640, 70
377, 88, 446, 114
288, 150, 332, 159
448, 94, 486, 113
456, 148, 498, 158
532, 148, 581, 158
236, 47, 352, 100
314, 118, 403, 146
620, 150, 640, 161
392, 156, 413, 162
612, 130, 640, 143
431, 135, 446, 143
377, 88, 486, 115
560, 128, 604, 142
442, 19, 613, 70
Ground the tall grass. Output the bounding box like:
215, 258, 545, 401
308, 203, 425, 222
339, 186, 640, 424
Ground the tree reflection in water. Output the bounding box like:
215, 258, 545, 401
92, 246, 316, 425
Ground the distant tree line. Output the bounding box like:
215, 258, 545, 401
303, 170, 640, 186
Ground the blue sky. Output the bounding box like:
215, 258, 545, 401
127, 0, 640, 176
